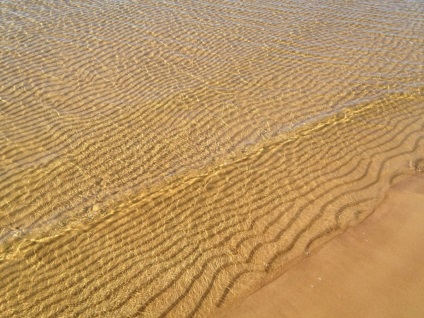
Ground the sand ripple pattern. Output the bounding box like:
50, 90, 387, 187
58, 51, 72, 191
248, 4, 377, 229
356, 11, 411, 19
1, 0, 424, 317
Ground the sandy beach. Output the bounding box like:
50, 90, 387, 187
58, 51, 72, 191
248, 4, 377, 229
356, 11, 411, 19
1, 0, 424, 317
219, 175, 424, 318
1, 96, 423, 317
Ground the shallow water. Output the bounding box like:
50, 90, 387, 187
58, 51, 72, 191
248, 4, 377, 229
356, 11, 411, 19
1, 0, 423, 241
1, 0, 424, 317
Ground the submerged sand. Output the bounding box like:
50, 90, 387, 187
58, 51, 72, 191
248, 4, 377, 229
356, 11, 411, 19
1, 0, 424, 317
219, 175, 424, 318
1, 97, 424, 317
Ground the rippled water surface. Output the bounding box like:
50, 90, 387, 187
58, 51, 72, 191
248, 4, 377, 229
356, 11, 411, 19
1, 0, 424, 317
2, 0, 423, 236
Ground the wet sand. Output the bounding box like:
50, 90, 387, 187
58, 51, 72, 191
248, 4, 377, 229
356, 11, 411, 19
1, 97, 424, 317
219, 175, 424, 318
1, 0, 424, 317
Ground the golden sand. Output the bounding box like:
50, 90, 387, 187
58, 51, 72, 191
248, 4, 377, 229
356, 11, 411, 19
1, 96, 424, 317
219, 175, 424, 318
1, 0, 424, 317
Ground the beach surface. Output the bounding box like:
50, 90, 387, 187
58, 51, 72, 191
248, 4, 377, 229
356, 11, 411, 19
219, 175, 424, 318
1, 0, 424, 317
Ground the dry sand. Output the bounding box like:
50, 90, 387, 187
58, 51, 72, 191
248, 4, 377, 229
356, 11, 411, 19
219, 175, 424, 318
